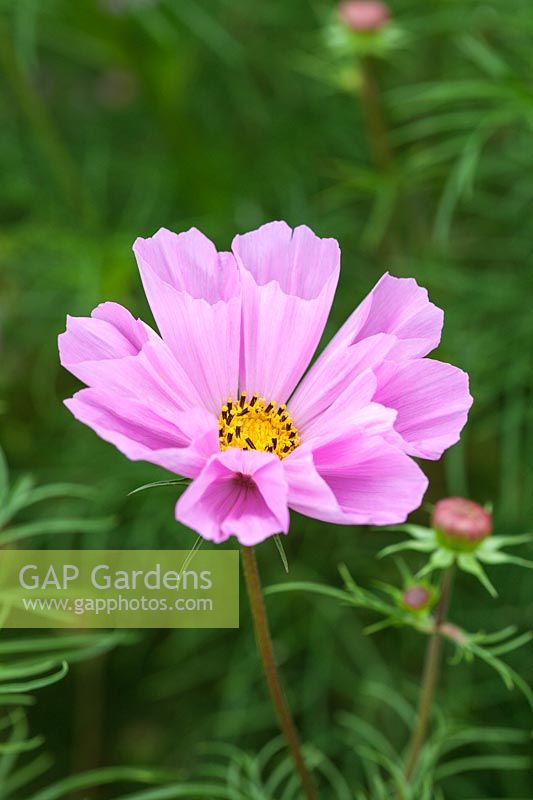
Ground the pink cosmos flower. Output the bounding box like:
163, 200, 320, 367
59, 222, 472, 545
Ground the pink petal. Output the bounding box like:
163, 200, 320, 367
133, 227, 239, 302
289, 336, 396, 432
65, 388, 218, 478
232, 222, 340, 403
58, 303, 150, 367
133, 228, 241, 413
60, 299, 219, 477
283, 448, 346, 523
297, 369, 397, 443
91, 301, 152, 348
59, 307, 203, 413
320, 273, 444, 363
374, 359, 473, 459
291, 431, 428, 525
176, 449, 289, 545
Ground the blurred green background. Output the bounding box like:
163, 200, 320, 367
0, 0, 532, 797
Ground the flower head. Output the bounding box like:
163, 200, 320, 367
380, 498, 532, 597
401, 585, 433, 612
59, 222, 472, 545
338, 0, 390, 32
433, 497, 492, 552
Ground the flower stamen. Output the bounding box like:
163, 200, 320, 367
218, 393, 300, 459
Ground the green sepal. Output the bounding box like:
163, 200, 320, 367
457, 555, 498, 597
417, 548, 454, 578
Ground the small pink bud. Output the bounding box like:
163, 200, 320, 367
401, 586, 432, 611
433, 497, 492, 552
338, 1, 391, 32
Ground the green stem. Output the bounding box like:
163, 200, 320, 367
359, 56, 394, 173
403, 567, 455, 783
241, 546, 318, 800
357, 55, 399, 255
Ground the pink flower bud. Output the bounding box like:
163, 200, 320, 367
338, 1, 391, 32
401, 585, 432, 611
432, 497, 492, 552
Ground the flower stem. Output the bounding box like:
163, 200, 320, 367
359, 56, 394, 173
241, 546, 318, 800
403, 567, 455, 783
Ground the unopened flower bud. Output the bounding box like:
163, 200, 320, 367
433, 497, 492, 552
338, 1, 391, 32
402, 586, 431, 610
401, 586, 433, 611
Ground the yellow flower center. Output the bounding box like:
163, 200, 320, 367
218, 393, 300, 460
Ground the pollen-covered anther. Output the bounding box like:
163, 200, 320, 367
218, 393, 300, 459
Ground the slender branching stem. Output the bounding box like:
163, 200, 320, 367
357, 55, 400, 256
359, 56, 394, 173
403, 567, 455, 784
241, 546, 318, 800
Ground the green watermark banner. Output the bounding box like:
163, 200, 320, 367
0, 550, 239, 628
